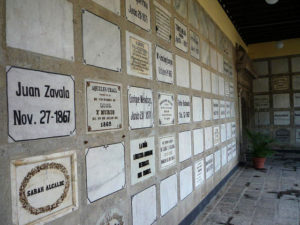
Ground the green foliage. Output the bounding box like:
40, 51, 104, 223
245, 129, 275, 158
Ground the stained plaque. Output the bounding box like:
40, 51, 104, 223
271, 58, 289, 74
274, 111, 290, 125
160, 136, 176, 169
156, 46, 174, 84
158, 93, 174, 126
174, 0, 187, 18
193, 96, 202, 122
254, 95, 270, 110
188, 0, 199, 29
205, 154, 214, 180
201, 40, 210, 65
160, 174, 177, 216
154, 1, 171, 42
190, 31, 200, 59
273, 94, 290, 108
272, 76, 289, 91
178, 95, 191, 124
126, 0, 150, 31
255, 112, 270, 126
223, 59, 233, 77
179, 131, 192, 162
253, 61, 268, 76
193, 129, 204, 155
174, 18, 188, 52
180, 166, 193, 200
194, 159, 205, 187
253, 78, 269, 93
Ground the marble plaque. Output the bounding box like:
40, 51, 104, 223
224, 81, 230, 97
210, 48, 218, 70
204, 98, 212, 121
179, 131, 192, 162
214, 150, 221, 172
219, 77, 225, 96
255, 112, 270, 126
193, 96, 203, 122
178, 95, 191, 124
126, 0, 150, 31
205, 154, 214, 180
6, 0, 74, 60
253, 61, 268, 76
174, 0, 187, 18
221, 124, 226, 143
190, 31, 200, 59
11, 151, 78, 225
253, 78, 269, 93
296, 129, 300, 143
208, 18, 216, 45
294, 111, 300, 125
212, 73, 219, 95
274, 111, 290, 126
202, 68, 211, 93
292, 57, 300, 72
154, 1, 171, 42
130, 136, 155, 185
294, 93, 300, 107
86, 80, 122, 132
227, 143, 232, 161
191, 62, 202, 91
223, 59, 233, 77
160, 174, 178, 216
229, 82, 235, 98
254, 95, 270, 110
232, 122, 236, 137
176, 55, 190, 88
226, 101, 231, 118
188, 0, 200, 29
226, 123, 232, 140
221, 147, 227, 166
220, 101, 226, 119
92, 0, 120, 15
174, 18, 188, 52
213, 126, 220, 146
7, 67, 75, 142
271, 58, 289, 74
158, 93, 175, 126
126, 31, 152, 79
180, 166, 193, 200
213, 99, 219, 120
292, 75, 300, 90
205, 127, 213, 150
160, 136, 176, 169
128, 86, 153, 129
217, 53, 224, 73
231, 102, 236, 118
86, 143, 125, 203
82, 11, 121, 71
273, 94, 290, 108
275, 129, 290, 144
194, 159, 205, 188
201, 40, 210, 65
272, 76, 289, 91
132, 186, 156, 225
199, 8, 208, 38
193, 128, 204, 155
156, 46, 174, 84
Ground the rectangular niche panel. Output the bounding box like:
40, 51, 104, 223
272, 76, 289, 91
176, 55, 190, 88
292, 75, 300, 90
154, 1, 171, 42
126, 31, 152, 79
214, 150, 221, 172
221, 124, 226, 143
255, 112, 270, 126
6, 0, 74, 60
254, 95, 270, 110
226, 101, 231, 118
204, 127, 213, 150
130, 136, 155, 185
204, 98, 212, 121
158, 92, 175, 126
201, 40, 210, 65
156, 46, 174, 84
193, 96, 202, 122
202, 68, 211, 93
271, 58, 289, 74
178, 95, 191, 124
210, 48, 218, 70
275, 128, 290, 144
274, 111, 290, 126
253, 61, 269, 76
180, 166, 193, 200
191, 63, 202, 91
292, 57, 300, 72
224, 81, 230, 97
217, 53, 224, 73
220, 101, 226, 119
211, 73, 219, 95
221, 146, 227, 166
253, 78, 269, 93
219, 77, 225, 96
126, 0, 150, 31
294, 93, 300, 107
160, 135, 176, 169
213, 126, 220, 146
213, 99, 219, 120
160, 174, 178, 216
296, 129, 300, 143
190, 31, 200, 59
82, 10, 121, 71
86, 143, 125, 203
188, 0, 200, 29
179, 131, 192, 162
273, 94, 290, 108
11, 151, 78, 225
92, 0, 120, 15
294, 111, 300, 125
194, 159, 205, 188
174, 0, 187, 18
174, 18, 188, 52
205, 154, 214, 180
193, 128, 204, 155
226, 122, 232, 140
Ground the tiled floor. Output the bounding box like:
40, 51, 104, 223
191, 153, 300, 225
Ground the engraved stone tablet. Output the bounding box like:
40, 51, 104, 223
156, 46, 174, 84
254, 95, 270, 110
274, 111, 290, 125
176, 55, 190, 88
194, 159, 205, 187
275, 129, 290, 144
126, 32, 152, 79
174, 0, 187, 18
179, 131, 192, 162
217, 53, 224, 73
213, 99, 219, 120
229, 82, 234, 98
223, 59, 233, 77
86, 143, 125, 203
221, 147, 227, 166
193, 96, 202, 122
271, 58, 289, 74
86, 80, 122, 132
7, 67, 75, 142
204, 127, 213, 150
6, 0, 74, 60
174, 18, 188, 52
210, 48, 218, 70
154, 1, 171, 42
294, 93, 300, 107
130, 136, 155, 185
158, 93, 174, 126
214, 150, 221, 172
82, 10, 121, 71
253, 61, 269, 76
11, 151, 78, 225
224, 81, 230, 97
92, 0, 120, 15
188, 0, 200, 29
126, 0, 150, 31
255, 112, 270, 126
193, 129, 204, 155
294, 111, 300, 125
220, 101, 226, 119
273, 94, 290, 108
231, 122, 236, 137
208, 18, 216, 45
199, 8, 208, 38
160, 174, 177, 216
180, 166, 193, 200
272, 76, 289, 91
204, 98, 212, 121
292, 57, 300, 72
212, 73, 219, 95
191, 62, 202, 91
253, 78, 269, 93
178, 95, 191, 124
292, 75, 300, 90
226, 123, 232, 140
296, 129, 300, 143
160, 136, 176, 169
205, 154, 214, 180
226, 101, 231, 118
201, 40, 210, 65
202, 68, 211, 93
213, 126, 220, 146
231, 102, 236, 118
190, 31, 200, 59
128, 87, 153, 129
221, 124, 226, 143
219, 77, 225, 96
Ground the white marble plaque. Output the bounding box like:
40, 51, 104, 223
190, 31, 200, 59
226, 101, 231, 118
193, 128, 204, 155
296, 129, 300, 143
273, 94, 290, 108
221, 147, 227, 166
158, 93, 175, 126
7, 67, 75, 142
294, 93, 300, 107
219, 76, 225, 96
126, 0, 150, 31
92, 0, 120, 15
154, 1, 171, 42
210, 48, 218, 70
193, 96, 203, 122
160, 174, 177, 216
271, 58, 289, 74
213, 99, 219, 120
160, 136, 176, 169
130, 136, 155, 185
224, 81, 230, 97
254, 95, 270, 110
231, 102, 236, 118
232, 122, 236, 137
274, 111, 290, 126
217, 53, 224, 73
253, 78, 269, 93
223, 59, 233, 77
188, 0, 199, 29
11, 151, 78, 225
126, 32, 152, 79
226, 123, 232, 140
229, 82, 235, 98
205, 154, 214, 180
201, 40, 210, 65
174, 18, 188, 52
211, 73, 219, 95
86, 80, 122, 132
202, 68, 211, 93
180, 166, 193, 200
294, 111, 300, 125
255, 112, 270, 126
6, 0, 74, 60
194, 159, 205, 187
178, 95, 191, 124
199, 8, 208, 38
191, 62, 202, 91
208, 18, 216, 45
86, 143, 125, 203
204, 98, 212, 121
292, 57, 300, 72
174, 0, 187, 18
221, 124, 226, 143
128, 86, 153, 129
156, 46, 174, 84
292, 75, 300, 90
220, 101, 226, 119
253, 61, 268, 76
205, 127, 213, 150
213, 126, 220, 146
272, 76, 289, 91
179, 131, 192, 162
132, 186, 156, 225
176, 55, 190, 88
214, 150, 221, 172
82, 11, 121, 71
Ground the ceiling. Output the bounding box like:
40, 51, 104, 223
218, 0, 300, 45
